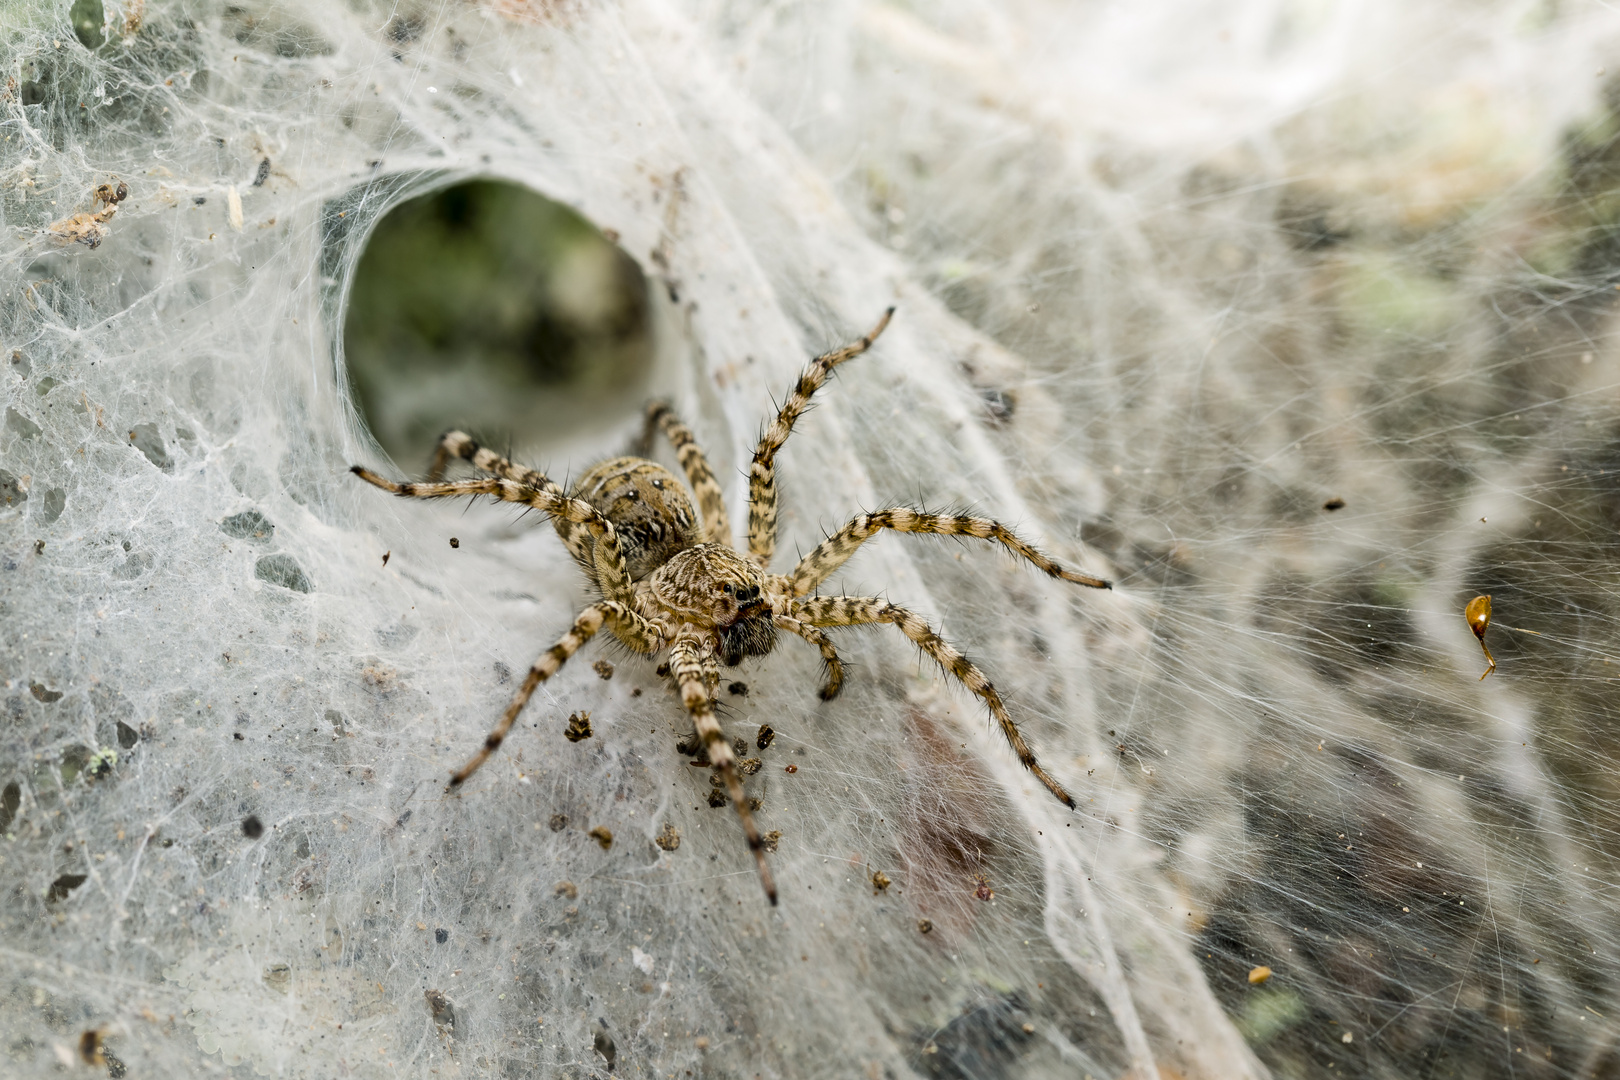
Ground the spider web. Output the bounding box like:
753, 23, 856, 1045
5, 0, 1620, 1077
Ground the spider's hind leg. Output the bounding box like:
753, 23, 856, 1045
794, 595, 1075, 809
348, 468, 636, 605
642, 402, 733, 546
424, 433, 593, 569
428, 431, 561, 492
448, 601, 662, 787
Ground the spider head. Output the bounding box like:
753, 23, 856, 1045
648, 544, 778, 663
712, 568, 775, 665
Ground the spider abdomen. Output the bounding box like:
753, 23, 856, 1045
570, 457, 700, 580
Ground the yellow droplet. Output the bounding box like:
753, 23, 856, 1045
1466, 595, 1496, 679
1248, 965, 1272, 984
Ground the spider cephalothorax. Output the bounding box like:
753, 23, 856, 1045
647, 545, 776, 665
351, 307, 1111, 903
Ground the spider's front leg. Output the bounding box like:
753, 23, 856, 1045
772, 613, 846, 700
670, 638, 777, 904
746, 308, 894, 567
449, 601, 662, 787
794, 595, 1075, 809
789, 508, 1111, 597
699, 652, 722, 701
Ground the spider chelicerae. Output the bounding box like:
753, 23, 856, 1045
351, 308, 1110, 903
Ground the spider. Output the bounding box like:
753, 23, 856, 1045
351, 308, 1110, 904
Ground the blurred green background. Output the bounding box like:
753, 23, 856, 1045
343, 179, 652, 467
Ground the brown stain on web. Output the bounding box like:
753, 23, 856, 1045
481, 0, 574, 25
893, 704, 1003, 938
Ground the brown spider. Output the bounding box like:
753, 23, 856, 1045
351, 308, 1110, 903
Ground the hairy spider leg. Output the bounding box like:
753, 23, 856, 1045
426, 431, 594, 569
448, 601, 664, 787
699, 651, 722, 699
771, 613, 846, 700
794, 595, 1076, 809
746, 307, 895, 568
789, 508, 1112, 597
670, 638, 777, 904
348, 467, 635, 604
643, 403, 733, 547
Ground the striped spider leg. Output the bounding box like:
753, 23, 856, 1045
779, 513, 1108, 811
426, 431, 595, 570
746, 307, 894, 567
770, 614, 846, 700
643, 402, 732, 545
741, 310, 1110, 813
787, 508, 1111, 597
350, 467, 637, 602
790, 595, 1077, 808
450, 600, 665, 786
348, 467, 655, 785
670, 636, 776, 901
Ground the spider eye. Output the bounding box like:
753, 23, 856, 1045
722, 583, 733, 595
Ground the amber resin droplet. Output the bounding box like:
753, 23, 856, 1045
1466, 595, 1496, 679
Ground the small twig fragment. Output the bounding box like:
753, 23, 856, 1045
564, 711, 592, 741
